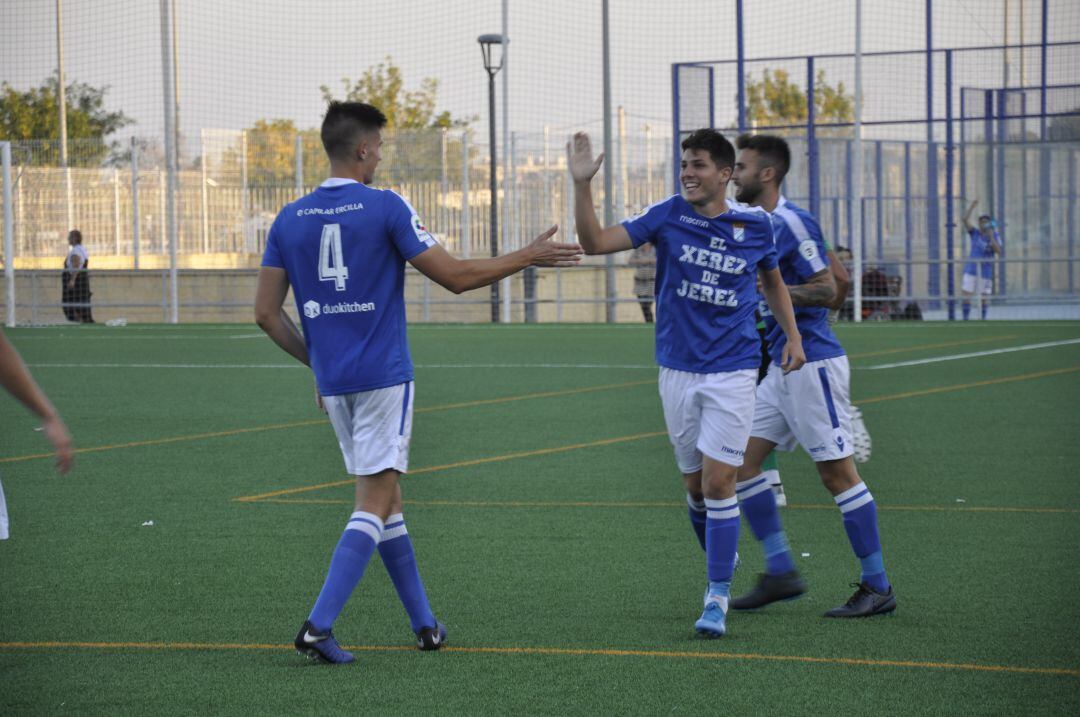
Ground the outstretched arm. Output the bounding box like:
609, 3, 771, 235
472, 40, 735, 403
254, 267, 309, 366
0, 330, 73, 473
409, 225, 582, 295
758, 267, 805, 374
567, 133, 634, 255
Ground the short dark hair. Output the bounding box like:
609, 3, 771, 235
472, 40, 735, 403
735, 133, 790, 183
68, 229, 83, 244
978, 214, 991, 222
320, 101, 388, 162
680, 129, 735, 170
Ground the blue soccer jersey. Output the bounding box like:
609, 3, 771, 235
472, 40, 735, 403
262, 178, 437, 396
761, 197, 845, 365
621, 195, 778, 373
964, 228, 999, 279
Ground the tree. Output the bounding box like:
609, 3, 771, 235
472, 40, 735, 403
745, 69, 854, 132
0, 73, 132, 166
319, 56, 467, 130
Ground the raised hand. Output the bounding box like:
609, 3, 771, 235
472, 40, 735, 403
525, 225, 583, 267
566, 132, 604, 184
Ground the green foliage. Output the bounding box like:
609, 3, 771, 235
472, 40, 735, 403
0, 73, 132, 166
320, 56, 468, 130
745, 69, 854, 132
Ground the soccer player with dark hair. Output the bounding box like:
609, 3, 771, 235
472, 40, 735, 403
256, 101, 582, 664
731, 133, 896, 617
568, 129, 805, 638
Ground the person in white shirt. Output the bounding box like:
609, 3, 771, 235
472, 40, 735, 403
62, 229, 93, 323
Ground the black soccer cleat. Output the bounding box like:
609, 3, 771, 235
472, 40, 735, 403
294, 620, 355, 664
730, 570, 807, 610
416, 621, 447, 651
823, 582, 897, 618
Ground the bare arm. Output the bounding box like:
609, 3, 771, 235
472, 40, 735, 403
825, 250, 850, 311
567, 133, 635, 255
409, 225, 581, 295
0, 331, 73, 473
758, 266, 805, 373
787, 268, 837, 308
963, 200, 978, 233
254, 267, 309, 366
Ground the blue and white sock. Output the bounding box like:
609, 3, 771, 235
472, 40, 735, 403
736, 475, 796, 575
307, 511, 383, 632
705, 497, 740, 602
834, 483, 890, 593
378, 513, 436, 633
687, 494, 707, 552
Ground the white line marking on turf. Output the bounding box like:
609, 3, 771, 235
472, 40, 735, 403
861, 338, 1080, 369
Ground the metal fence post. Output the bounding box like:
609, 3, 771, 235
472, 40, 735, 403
945, 49, 956, 320
2, 142, 14, 327
461, 130, 471, 259
807, 56, 819, 218
131, 137, 141, 269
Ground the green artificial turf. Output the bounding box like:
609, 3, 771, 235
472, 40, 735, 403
1, 321, 1078, 715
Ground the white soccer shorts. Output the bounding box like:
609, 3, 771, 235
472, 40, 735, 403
323, 381, 414, 476
751, 355, 855, 462
658, 366, 758, 473
962, 272, 992, 295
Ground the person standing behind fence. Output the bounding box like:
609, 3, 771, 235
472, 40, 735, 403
961, 200, 1002, 320
62, 230, 94, 323
628, 242, 657, 322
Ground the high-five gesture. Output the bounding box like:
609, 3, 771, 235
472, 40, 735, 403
567, 132, 605, 184
524, 225, 583, 267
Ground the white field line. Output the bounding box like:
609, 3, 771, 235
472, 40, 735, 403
860, 338, 1080, 369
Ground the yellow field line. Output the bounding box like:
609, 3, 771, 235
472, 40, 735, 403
0, 641, 1075, 677
847, 334, 1017, 360
0, 379, 656, 466
248, 497, 1080, 514
233, 431, 669, 502
237, 364, 1079, 504
859, 365, 1080, 405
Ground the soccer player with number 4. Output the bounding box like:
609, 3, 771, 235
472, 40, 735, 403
256, 101, 582, 664
569, 129, 805, 638
730, 133, 896, 618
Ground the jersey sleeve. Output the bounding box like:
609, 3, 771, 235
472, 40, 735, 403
385, 191, 439, 261
755, 216, 778, 271
779, 210, 828, 278
261, 212, 285, 268
621, 196, 674, 248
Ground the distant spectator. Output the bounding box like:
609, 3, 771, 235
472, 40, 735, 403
961, 200, 1002, 320
62, 230, 94, 323
628, 242, 656, 323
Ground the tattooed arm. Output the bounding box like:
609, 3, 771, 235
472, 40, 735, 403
787, 268, 837, 308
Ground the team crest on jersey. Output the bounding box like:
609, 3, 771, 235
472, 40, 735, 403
799, 239, 820, 262
733, 223, 745, 243
411, 215, 436, 246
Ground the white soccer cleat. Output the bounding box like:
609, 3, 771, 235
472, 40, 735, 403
851, 406, 872, 463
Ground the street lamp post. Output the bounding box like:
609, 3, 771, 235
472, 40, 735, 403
478, 33, 505, 323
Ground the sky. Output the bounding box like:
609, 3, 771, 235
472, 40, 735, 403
3, 0, 1079, 156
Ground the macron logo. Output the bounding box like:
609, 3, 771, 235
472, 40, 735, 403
303, 300, 321, 319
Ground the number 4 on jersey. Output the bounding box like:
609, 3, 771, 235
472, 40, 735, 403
319, 223, 349, 291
